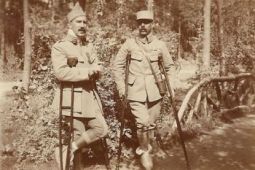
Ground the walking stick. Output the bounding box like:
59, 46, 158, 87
158, 54, 191, 170
59, 82, 64, 170
116, 52, 131, 170
59, 57, 77, 170
91, 74, 111, 170
65, 82, 75, 170
59, 81, 75, 170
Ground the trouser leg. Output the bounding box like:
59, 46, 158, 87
129, 99, 161, 170
57, 114, 108, 170
136, 128, 150, 152
129, 99, 161, 150
75, 113, 108, 148
55, 117, 84, 170
56, 117, 86, 170
129, 101, 150, 152
75, 115, 108, 170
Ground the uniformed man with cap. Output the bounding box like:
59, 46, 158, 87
112, 10, 175, 170
51, 3, 108, 169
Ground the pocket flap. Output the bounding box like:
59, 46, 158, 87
149, 55, 159, 62
131, 52, 143, 61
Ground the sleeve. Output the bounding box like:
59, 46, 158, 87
86, 43, 99, 64
51, 42, 91, 82
161, 41, 175, 76
161, 41, 176, 95
111, 39, 130, 96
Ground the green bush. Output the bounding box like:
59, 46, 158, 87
4, 0, 255, 166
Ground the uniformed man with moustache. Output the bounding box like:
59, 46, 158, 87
112, 10, 175, 170
51, 3, 108, 169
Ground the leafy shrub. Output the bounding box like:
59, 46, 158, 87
5, 0, 255, 166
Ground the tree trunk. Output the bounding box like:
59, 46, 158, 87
0, 0, 4, 69
216, 0, 225, 76
52, 0, 60, 8
51, 0, 61, 23
177, 20, 181, 60
78, 0, 86, 10
22, 0, 32, 91
117, 0, 124, 28
96, 0, 104, 17
147, 0, 153, 11
202, 0, 211, 72
172, 0, 182, 59
3, 0, 21, 68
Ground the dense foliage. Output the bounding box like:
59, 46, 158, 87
1, 0, 255, 167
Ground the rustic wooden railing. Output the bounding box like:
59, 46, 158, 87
172, 73, 255, 129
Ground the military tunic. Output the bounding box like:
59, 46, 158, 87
112, 34, 174, 102
51, 33, 103, 118
51, 31, 108, 143
112, 33, 174, 127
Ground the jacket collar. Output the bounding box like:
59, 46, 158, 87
136, 32, 155, 44
63, 29, 87, 46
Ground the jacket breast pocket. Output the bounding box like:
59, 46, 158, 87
149, 55, 159, 62
131, 51, 143, 62
149, 49, 161, 62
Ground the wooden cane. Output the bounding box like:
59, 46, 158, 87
59, 82, 64, 170
65, 82, 75, 170
158, 54, 191, 170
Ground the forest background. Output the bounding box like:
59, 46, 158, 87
0, 0, 255, 169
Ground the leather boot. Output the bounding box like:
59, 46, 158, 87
136, 127, 153, 170
140, 145, 153, 170
141, 152, 153, 170
136, 144, 153, 170
73, 150, 85, 170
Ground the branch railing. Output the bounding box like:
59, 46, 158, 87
172, 73, 255, 129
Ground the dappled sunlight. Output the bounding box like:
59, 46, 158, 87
153, 115, 255, 170
214, 151, 228, 157
1, 0, 255, 169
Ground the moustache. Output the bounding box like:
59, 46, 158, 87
140, 29, 147, 32
78, 28, 86, 32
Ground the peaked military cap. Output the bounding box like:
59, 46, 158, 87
67, 2, 86, 22
136, 10, 154, 21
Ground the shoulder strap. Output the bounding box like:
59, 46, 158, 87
134, 38, 158, 81
124, 51, 131, 97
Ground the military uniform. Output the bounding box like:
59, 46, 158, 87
112, 10, 174, 170
51, 30, 108, 144
112, 33, 174, 127
51, 3, 109, 169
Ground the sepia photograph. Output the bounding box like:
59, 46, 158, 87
0, 0, 255, 170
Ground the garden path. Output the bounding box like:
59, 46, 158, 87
154, 114, 255, 170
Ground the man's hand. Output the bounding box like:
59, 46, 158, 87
118, 89, 125, 99
89, 64, 103, 78
120, 94, 128, 107
67, 57, 78, 67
